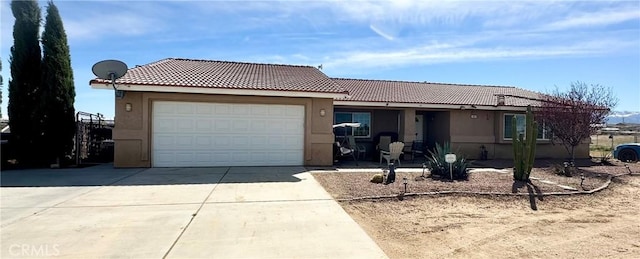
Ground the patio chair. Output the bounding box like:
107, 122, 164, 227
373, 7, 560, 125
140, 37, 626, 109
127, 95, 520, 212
347, 136, 366, 160
411, 141, 426, 163
335, 141, 358, 165
378, 136, 391, 152
380, 141, 404, 166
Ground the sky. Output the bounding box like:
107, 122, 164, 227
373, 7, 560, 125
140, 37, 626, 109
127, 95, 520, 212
1, 0, 639, 119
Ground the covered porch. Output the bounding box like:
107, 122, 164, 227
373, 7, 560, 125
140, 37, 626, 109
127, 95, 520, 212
333, 106, 451, 163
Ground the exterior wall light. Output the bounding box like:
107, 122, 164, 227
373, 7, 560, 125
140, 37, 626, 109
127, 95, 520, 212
125, 103, 132, 112
471, 111, 478, 119
320, 109, 326, 117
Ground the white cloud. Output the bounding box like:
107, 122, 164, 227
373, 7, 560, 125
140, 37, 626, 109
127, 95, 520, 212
322, 46, 591, 69
544, 7, 640, 31
65, 14, 156, 40
369, 24, 395, 41
314, 36, 638, 72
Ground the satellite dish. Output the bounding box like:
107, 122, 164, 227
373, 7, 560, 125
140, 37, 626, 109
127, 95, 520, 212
92, 59, 128, 98
92, 59, 128, 80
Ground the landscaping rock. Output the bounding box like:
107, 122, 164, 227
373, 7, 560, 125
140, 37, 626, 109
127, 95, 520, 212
370, 174, 384, 184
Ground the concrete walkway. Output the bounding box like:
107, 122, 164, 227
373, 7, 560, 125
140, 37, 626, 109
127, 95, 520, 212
1, 164, 386, 258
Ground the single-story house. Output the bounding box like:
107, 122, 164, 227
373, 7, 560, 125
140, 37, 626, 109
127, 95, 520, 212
90, 58, 588, 168
332, 78, 588, 161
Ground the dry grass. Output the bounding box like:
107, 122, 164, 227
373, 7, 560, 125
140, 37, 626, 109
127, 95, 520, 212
313, 162, 640, 259
590, 134, 638, 157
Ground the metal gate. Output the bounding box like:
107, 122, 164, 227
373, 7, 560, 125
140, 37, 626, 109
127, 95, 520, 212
74, 112, 114, 165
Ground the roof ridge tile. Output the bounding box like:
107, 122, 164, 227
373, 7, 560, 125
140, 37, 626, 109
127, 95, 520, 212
166, 58, 318, 69
331, 77, 517, 89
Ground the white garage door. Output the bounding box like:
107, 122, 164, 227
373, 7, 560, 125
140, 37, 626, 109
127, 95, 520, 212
152, 101, 305, 167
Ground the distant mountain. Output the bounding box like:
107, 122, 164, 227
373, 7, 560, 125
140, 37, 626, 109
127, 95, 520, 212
607, 111, 640, 125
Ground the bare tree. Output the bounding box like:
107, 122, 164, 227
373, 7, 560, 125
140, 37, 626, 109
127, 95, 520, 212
537, 82, 618, 162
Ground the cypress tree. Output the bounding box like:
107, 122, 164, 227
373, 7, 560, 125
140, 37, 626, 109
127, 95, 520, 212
8, 0, 44, 166
41, 1, 76, 164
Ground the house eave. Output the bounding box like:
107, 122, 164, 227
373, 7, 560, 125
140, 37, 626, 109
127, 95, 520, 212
90, 82, 349, 99
333, 100, 529, 111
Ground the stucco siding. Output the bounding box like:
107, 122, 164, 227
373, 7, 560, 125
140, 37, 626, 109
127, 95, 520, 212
113, 91, 334, 167
449, 110, 590, 160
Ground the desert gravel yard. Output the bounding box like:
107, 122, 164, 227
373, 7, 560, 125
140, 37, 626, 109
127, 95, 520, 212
314, 167, 613, 200
313, 162, 640, 258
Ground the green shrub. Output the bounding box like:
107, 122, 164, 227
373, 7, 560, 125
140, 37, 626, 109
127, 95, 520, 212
426, 142, 469, 180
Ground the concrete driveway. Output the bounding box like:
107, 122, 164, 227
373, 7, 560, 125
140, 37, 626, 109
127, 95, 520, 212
1, 164, 386, 258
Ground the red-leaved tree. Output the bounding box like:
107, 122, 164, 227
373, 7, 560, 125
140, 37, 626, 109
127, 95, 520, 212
537, 82, 617, 162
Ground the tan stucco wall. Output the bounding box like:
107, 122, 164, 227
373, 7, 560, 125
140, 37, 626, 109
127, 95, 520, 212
449, 110, 589, 160
113, 91, 334, 167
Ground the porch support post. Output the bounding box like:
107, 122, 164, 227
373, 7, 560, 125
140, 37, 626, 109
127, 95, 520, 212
401, 108, 416, 145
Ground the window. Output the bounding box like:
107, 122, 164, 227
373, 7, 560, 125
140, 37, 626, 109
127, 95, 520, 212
504, 114, 550, 140
334, 112, 371, 138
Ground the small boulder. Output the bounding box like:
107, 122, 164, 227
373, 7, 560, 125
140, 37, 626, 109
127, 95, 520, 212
370, 174, 384, 183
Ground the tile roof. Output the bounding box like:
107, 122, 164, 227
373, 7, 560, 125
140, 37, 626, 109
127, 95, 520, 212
332, 78, 543, 107
90, 58, 346, 94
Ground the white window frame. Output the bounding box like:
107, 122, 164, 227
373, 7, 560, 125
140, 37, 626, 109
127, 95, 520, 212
503, 113, 550, 140
334, 112, 372, 138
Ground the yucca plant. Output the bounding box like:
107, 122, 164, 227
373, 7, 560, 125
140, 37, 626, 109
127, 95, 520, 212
426, 142, 469, 180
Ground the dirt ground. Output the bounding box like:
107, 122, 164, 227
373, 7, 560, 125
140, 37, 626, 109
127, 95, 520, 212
315, 162, 640, 259
340, 175, 639, 258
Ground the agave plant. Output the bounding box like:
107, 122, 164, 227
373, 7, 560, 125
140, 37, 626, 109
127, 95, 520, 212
425, 142, 469, 180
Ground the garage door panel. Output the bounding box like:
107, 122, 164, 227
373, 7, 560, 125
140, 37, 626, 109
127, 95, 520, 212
251, 120, 266, 130
215, 120, 232, 131
155, 119, 176, 132
154, 151, 175, 167
194, 152, 211, 162
176, 104, 195, 114
195, 120, 212, 131
231, 136, 249, 148
231, 152, 250, 163
251, 105, 268, 116
284, 137, 303, 147
268, 106, 284, 116
155, 135, 175, 149
249, 136, 267, 147
214, 105, 230, 115
153, 101, 304, 167
267, 136, 284, 146
233, 105, 251, 116
212, 152, 231, 162
155, 103, 176, 114
285, 108, 302, 116
176, 152, 196, 164
232, 120, 250, 132
175, 136, 194, 147
195, 103, 212, 114
213, 137, 230, 147
195, 136, 212, 146
176, 119, 194, 131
